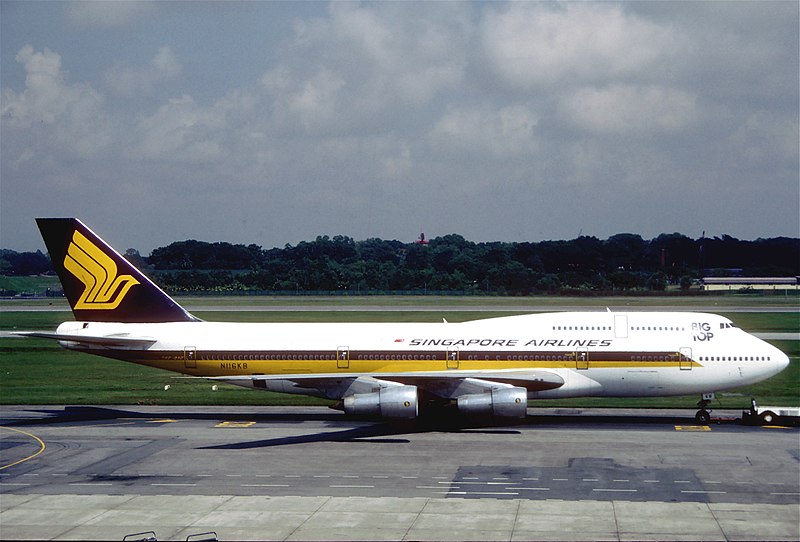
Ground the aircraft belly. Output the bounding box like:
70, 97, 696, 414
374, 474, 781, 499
528, 369, 602, 399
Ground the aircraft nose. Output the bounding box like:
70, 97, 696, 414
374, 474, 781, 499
775, 350, 790, 372
767, 343, 791, 376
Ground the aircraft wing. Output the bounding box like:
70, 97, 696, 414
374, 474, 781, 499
207, 370, 564, 399
13, 331, 157, 348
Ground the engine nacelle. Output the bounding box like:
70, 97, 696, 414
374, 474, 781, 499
457, 387, 528, 418
343, 385, 419, 419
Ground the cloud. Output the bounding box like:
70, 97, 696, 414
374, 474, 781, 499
560, 84, 698, 134
323, 2, 469, 104
261, 1, 470, 135
131, 95, 229, 163
727, 110, 799, 170
481, 3, 680, 89
1, 45, 111, 157
103, 46, 182, 97
65, 1, 156, 28
287, 68, 346, 133
2, 46, 73, 126
430, 104, 538, 158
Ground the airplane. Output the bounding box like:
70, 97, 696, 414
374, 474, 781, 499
18, 218, 790, 423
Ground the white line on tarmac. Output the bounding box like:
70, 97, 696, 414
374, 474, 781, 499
593, 488, 637, 493
450, 481, 517, 485
330, 485, 375, 488
681, 490, 726, 494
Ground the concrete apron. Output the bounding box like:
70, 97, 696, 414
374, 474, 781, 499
1, 494, 798, 541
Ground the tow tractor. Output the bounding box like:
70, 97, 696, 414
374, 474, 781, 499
742, 398, 800, 426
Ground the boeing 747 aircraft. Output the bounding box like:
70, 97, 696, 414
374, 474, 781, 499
19, 219, 790, 423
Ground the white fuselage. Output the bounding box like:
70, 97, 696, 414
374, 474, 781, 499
55, 311, 789, 400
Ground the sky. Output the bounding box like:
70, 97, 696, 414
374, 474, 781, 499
2, 1, 798, 254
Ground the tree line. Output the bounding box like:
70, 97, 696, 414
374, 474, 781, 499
2, 233, 798, 296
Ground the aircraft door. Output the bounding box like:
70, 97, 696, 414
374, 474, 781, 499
446, 348, 459, 369
614, 315, 628, 338
679, 347, 692, 371
576, 348, 589, 370
337, 347, 350, 369
184, 347, 197, 369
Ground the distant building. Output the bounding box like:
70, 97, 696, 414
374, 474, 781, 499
701, 277, 798, 291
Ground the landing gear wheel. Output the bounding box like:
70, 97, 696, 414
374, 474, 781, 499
695, 410, 711, 424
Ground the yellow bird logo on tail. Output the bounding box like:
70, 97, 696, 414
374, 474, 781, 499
64, 229, 139, 310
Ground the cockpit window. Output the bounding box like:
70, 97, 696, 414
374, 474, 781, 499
719, 322, 737, 329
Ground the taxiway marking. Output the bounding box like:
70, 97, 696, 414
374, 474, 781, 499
0, 427, 46, 471
674, 425, 712, 431
215, 421, 256, 428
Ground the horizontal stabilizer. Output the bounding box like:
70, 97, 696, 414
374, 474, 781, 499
14, 331, 157, 347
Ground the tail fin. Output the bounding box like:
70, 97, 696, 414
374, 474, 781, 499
36, 218, 197, 323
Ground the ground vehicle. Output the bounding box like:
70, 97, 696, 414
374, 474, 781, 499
742, 398, 800, 426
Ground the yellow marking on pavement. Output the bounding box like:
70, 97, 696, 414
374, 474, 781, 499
147, 419, 177, 423
674, 425, 711, 431
0, 427, 46, 470
215, 421, 256, 428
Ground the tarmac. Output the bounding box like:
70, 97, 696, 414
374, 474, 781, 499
1, 406, 798, 541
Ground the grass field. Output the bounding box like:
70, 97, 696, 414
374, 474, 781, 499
1, 295, 797, 409
0, 275, 61, 295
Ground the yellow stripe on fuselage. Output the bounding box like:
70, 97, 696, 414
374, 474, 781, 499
127, 356, 702, 377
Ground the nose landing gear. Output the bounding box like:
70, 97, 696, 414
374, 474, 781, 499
695, 392, 715, 424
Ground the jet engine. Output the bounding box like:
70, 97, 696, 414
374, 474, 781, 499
456, 387, 528, 418
343, 385, 419, 419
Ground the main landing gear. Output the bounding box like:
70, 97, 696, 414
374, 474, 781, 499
695, 392, 715, 424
